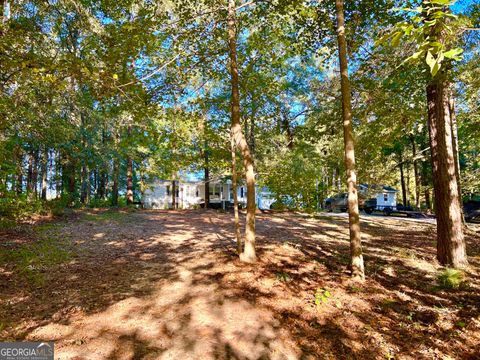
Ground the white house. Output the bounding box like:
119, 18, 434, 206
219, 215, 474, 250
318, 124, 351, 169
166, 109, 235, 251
358, 184, 397, 210
142, 179, 275, 210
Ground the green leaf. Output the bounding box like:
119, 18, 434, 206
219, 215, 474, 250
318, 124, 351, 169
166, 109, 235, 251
443, 48, 463, 60
426, 51, 435, 70
391, 32, 403, 48
431, 61, 441, 77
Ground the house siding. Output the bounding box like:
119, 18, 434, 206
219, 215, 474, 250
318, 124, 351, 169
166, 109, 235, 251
142, 180, 273, 210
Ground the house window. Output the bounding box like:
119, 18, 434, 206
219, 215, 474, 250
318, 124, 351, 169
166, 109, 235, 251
166, 185, 170, 196
241, 187, 244, 198
384, 193, 388, 202
209, 184, 219, 196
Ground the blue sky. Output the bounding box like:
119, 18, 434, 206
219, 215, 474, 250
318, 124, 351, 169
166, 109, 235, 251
452, 0, 479, 13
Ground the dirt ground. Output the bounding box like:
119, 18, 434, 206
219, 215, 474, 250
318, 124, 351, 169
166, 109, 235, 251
1, 209, 479, 360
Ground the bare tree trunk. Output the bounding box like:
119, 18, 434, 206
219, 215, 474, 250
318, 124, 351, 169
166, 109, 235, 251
228, 0, 256, 263
204, 151, 210, 208
41, 146, 48, 200
98, 128, 107, 199
33, 149, 39, 199
126, 158, 133, 205
199, 116, 210, 209
172, 178, 176, 209
68, 159, 75, 205
231, 130, 242, 254
399, 153, 407, 207
112, 159, 119, 206
86, 167, 91, 204
448, 90, 464, 224
411, 137, 420, 209
15, 146, 23, 195
98, 171, 105, 199
249, 115, 255, 157
80, 164, 87, 204
425, 188, 431, 211
126, 126, 134, 205
27, 150, 34, 199
335, 0, 364, 280
56, 150, 62, 199
426, 81, 467, 267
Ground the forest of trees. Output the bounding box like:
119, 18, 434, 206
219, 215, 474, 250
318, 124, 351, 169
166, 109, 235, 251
1, 0, 479, 277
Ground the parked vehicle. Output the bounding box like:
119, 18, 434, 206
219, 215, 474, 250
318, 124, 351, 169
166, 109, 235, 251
464, 200, 480, 223
326, 184, 398, 214
325, 193, 367, 212
324, 193, 348, 212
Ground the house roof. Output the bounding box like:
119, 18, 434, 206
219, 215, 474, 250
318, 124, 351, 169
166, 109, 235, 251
359, 184, 398, 192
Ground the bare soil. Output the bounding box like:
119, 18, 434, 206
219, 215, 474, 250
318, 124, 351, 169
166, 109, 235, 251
1, 209, 479, 359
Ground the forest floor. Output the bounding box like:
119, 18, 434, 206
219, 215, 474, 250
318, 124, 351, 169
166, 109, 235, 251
1, 209, 479, 360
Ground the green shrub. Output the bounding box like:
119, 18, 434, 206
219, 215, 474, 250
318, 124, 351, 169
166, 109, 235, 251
0, 194, 47, 219
88, 198, 111, 209
437, 268, 465, 289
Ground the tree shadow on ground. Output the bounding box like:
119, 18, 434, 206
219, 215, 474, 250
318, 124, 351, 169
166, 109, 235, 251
1, 209, 479, 359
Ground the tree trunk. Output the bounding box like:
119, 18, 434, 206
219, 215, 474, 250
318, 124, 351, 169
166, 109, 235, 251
249, 115, 255, 157
126, 126, 134, 205
15, 146, 23, 195
80, 164, 87, 204
335, 0, 364, 280
228, 0, 256, 263
98, 128, 107, 199
56, 150, 62, 199
399, 153, 407, 207
112, 158, 119, 206
126, 158, 133, 205
281, 113, 294, 149
424, 188, 431, 211
411, 137, 420, 209
426, 81, 467, 267
33, 149, 40, 198
172, 178, 176, 209
98, 171, 106, 199
231, 130, 242, 254
200, 116, 210, 209
68, 159, 75, 201
27, 150, 34, 199
41, 147, 48, 200
204, 151, 210, 208
448, 90, 464, 224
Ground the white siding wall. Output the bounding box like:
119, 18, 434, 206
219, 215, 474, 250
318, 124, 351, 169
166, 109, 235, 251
375, 192, 396, 208
143, 181, 274, 210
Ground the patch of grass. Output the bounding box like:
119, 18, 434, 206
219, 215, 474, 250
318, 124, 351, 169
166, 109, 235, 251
334, 252, 350, 266
0, 218, 17, 230
437, 268, 465, 290
275, 271, 291, 282
83, 211, 128, 222
381, 298, 398, 308
347, 285, 363, 293
0, 235, 72, 285
36, 222, 59, 233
